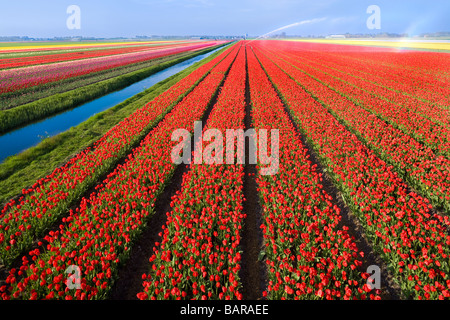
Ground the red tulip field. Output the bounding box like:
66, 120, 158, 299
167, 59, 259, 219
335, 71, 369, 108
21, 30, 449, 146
1, 39, 449, 301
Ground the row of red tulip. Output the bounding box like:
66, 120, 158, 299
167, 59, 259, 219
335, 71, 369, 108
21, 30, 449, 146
257, 47, 450, 214
294, 46, 450, 109
251, 43, 450, 300
246, 46, 380, 300
0, 44, 235, 268
278, 49, 450, 128
264, 46, 450, 159
260, 41, 450, 106
138, 44, 247, 301
0, 43, 240, 300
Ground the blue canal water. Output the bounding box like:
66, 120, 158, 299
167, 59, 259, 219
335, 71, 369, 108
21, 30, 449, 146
0, 47, 223, 163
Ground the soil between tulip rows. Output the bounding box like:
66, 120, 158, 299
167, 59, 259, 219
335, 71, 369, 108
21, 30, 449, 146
238, 46, 266, 300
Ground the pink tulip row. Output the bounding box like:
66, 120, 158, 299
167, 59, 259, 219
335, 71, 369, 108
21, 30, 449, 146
0, 42, 203, 69
0, 42, 222, 94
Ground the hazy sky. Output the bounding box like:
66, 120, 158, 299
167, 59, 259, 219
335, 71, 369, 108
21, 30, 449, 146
0, 0, 449, 38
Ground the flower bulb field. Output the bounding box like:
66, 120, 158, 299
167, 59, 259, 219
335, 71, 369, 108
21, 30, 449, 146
0, 38, 449, 303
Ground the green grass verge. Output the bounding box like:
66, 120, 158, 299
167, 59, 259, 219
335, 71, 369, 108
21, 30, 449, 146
0, 43, 231, 207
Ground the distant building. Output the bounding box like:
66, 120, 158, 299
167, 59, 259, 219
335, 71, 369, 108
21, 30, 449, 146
326, 34, 346, 39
